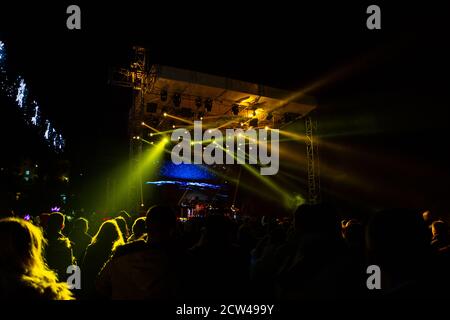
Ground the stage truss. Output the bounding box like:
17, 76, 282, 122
110, 47, 320, 210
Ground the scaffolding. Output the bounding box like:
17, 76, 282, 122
305, 115, 321, 204
110, 47, 157, 210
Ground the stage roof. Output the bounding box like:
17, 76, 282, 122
118, 64, 317, 133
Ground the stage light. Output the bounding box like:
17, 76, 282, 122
205, 98, 213, 112
172, 125, 176, 129
163, 137, 169, 144
240, 122, 244, 127
150, 133, 153, 137
173, 93, 181, 107
231, 104, 239, 115
136, 136, 141, 140
160, 89, 168, 101
265, 126, 269, 130
163, 112, 167, 117
200, 117, 203, 120
141, 122, 145, 126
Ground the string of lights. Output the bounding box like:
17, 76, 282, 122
0, 40, 65, 152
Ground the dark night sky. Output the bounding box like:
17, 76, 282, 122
1, 2, 450, 212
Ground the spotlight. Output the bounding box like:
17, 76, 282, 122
172, 125, 176, 129
240, 122, 244, 127
160, 89, 168, 101
150, 133, 153, 137
173, 93, 181, 107
200, 117, 203, 120
204, 98, 213, 112
231, 104, 239, 115
162, 137, 169, 144
141, 122, 145, 126
195, 97, 202, 108
163, 112, 167, 117
265, 126, 269, 130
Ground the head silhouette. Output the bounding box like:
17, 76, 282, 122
0, 218, 73, 299
366, 209, 430, 270
145, 205, 176, 243
72, 217, 89, 234
131, 217, 146, 238
46, 212, 65, 237
431, 220, 448, 240
91, 220, 124, 251
294, 204, 340, 239
204, 215, 233, 246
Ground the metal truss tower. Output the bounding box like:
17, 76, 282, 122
305, 115, 321, 204
109, 47, 157, 211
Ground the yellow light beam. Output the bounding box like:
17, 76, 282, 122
141, 122, 160, 133
165, 113, 194, 125
215, 144, 292, 205
265, 49, 386, 114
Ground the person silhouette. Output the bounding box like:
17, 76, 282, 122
0, 217, 73, 299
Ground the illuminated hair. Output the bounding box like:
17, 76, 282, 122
73, 217, 89, 233
0, 218, 73, 300
115, 216, 129, 239
90, 220, 124, 252
132, 217, 146, 237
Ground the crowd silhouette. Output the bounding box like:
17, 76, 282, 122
1, 203, 450, 300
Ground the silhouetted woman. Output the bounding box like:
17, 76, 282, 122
0, 218, 73, 299
44, 212, 74, 282
81, 219, 124, 299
